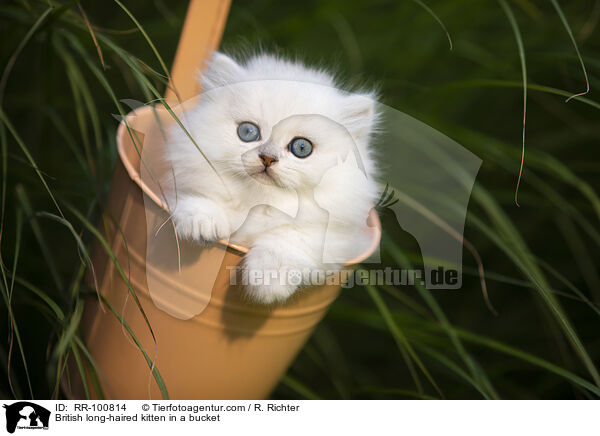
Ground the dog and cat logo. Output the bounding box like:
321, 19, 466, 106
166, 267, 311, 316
2, 402, 50, 433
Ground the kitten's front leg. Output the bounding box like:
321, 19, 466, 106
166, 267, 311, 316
172, 196, 231, 242
242, 228, 324, 304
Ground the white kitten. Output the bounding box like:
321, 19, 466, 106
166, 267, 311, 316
166, 52, 379, 303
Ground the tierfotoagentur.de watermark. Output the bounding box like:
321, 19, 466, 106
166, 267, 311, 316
227, 266, 459, 289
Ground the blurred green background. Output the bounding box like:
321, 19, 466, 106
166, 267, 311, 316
0, 0, 599, 399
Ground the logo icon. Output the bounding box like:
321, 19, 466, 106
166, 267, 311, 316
3, 402, 50, 433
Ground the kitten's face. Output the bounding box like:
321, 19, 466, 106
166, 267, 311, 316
195, 79, 367, 191
240, 113, 357, 189
176, 53, 376, 193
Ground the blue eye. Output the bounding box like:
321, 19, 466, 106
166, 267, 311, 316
289, 137, 313, 158
237, 122, 261, 142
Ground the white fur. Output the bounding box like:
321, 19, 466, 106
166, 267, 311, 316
165, 52, 379, 304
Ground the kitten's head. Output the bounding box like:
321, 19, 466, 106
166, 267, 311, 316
173, 52, 378, 191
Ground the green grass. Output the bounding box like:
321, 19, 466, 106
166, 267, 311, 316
0, 0, 599, 399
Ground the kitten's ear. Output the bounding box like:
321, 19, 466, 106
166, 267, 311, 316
199, 52, 244, 90
341, 93, 378, 144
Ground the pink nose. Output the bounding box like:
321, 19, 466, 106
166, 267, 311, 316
259, 154, 278, 167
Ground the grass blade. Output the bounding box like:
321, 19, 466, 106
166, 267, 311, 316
1, 111, 64, 218
99, 295, 169, 399
366, 284, 443, 398
14, 185, 64, 293
498, 0, 527, 206
281, 375, 322, 400
0, 6, 53, 105
550, 0, 590, 101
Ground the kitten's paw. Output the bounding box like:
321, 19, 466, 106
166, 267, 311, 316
241, 248, 300, 304
245, 281, 298, 305
173, 208, 230, 242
